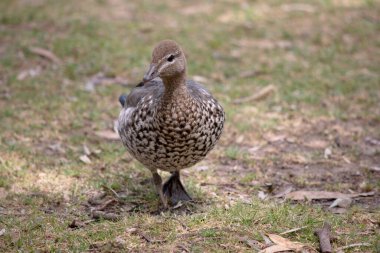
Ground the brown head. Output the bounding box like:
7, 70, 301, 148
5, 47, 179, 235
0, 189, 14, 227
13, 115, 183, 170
143, 40, 187, 83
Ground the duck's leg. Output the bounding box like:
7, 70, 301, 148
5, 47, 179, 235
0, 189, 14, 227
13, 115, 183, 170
163, 171, 192, 205
152, 171, 168, 208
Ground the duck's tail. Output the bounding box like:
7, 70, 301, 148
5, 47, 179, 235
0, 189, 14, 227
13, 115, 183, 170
119, 94, 127, 107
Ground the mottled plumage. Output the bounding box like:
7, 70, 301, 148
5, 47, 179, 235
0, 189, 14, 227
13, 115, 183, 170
118, 79, 224, 171
117, 40, 225, 207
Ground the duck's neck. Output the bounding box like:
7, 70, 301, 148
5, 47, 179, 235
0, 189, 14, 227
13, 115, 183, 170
161, 73, 188, 103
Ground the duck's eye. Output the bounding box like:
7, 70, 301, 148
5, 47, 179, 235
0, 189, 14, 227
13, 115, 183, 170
167, 55, 175, 62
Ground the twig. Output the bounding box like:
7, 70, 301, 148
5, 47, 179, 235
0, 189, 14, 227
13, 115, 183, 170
337, 243, 371, 251
176, 244, 190, 253
138, 231, 167, 244
280, 226, 307, 235
95, 199, 117, 211
233, 84, 276, 104
102, 185, 120, 199
314, 222, 332, 253
91, 210, 120, 221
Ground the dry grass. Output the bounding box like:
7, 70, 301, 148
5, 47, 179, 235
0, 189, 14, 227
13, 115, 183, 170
0, 0, 379, 252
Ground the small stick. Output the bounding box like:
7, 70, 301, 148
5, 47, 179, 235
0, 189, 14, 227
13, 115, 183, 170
280, 226, 307, 235
314, 222, 332, 253
102, 185, 120, 199
95, 199, 117, 211
337, 243, 371, 251
233, 84, 276, 104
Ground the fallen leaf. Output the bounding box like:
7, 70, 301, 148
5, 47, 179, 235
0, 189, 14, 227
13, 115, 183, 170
324, 147, 332, 159
285, 190, 374, 201
79, 155, 92, 164
95, 130, 120, 140
83, 144, 91, 156
126, 227, 138, 234
369, 166, 380, 172
239, 236, 265, 250
259, 244, 291, 253
48, 143, 66, 154
364, 136, 380, 146
258, 191, 267, 200
260, 234, 318, 253
29, 47, 62, 64
267, 234, 304, 250
17, 67, 41, 80
261, 233, 273, 246
0, 228, 5, 236
329, 198, 352, 209
273, 186, 293, 198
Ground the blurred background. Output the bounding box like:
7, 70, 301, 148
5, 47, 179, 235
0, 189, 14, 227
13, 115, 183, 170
0, 0, 379, 252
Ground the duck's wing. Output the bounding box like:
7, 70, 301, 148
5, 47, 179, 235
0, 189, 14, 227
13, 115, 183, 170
119, 78, 164, 109
186, 79, 221, 105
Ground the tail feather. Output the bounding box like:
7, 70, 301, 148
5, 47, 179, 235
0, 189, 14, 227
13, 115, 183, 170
119, 94, 127, 107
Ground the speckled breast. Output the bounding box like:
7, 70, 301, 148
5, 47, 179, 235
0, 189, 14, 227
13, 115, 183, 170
118, 95, 224, 172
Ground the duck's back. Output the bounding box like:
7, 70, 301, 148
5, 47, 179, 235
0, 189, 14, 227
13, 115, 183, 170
118, 79, 224, 171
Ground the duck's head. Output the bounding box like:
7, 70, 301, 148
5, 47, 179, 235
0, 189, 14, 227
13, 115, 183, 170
143, 40, 186, 83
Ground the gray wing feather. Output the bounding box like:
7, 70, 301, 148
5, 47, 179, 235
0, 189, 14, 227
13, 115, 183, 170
124, 79, 164, 108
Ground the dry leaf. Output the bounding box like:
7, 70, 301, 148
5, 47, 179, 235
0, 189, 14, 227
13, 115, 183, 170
329, 198, 352, 208
285, 190, 374, 201
83, 145, 91, 156
79, 155, 92, 164
29, 47, 62, 64
259, 234, 318, 253
95, 130, 120, 140
17, 67, 41, 80
239, 236, 265, 250
258, 191, 267, 200
273, 186, 293, 198
0, 228, 5, 236
268, 234, 304, 251
259, 244, 291, 253
324, 148, 332, 159
369, 166, 380, 172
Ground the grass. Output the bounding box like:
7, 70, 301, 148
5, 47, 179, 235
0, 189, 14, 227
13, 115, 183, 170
0, 0, 379, 252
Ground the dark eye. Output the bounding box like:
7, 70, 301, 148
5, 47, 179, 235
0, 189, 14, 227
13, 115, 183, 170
167, 55, 175, 62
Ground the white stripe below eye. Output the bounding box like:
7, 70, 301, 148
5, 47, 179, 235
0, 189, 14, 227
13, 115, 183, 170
158, 61, 171, 73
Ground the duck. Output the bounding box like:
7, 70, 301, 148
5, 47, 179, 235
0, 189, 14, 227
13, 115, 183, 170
117, 40, 225, 208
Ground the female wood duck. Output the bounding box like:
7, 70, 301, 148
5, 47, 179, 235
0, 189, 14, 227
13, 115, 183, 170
118, 40, 225, 208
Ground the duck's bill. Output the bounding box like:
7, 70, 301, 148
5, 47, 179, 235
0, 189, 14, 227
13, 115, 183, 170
143, 63, 158, 83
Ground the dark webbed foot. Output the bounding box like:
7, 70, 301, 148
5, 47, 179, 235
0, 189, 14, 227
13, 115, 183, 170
163, 171, 192, 205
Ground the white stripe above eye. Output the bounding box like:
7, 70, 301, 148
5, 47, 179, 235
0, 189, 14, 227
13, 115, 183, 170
157, 51, 180, 72
157, 51, 180, 63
